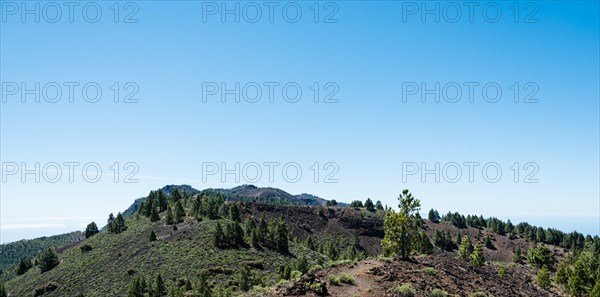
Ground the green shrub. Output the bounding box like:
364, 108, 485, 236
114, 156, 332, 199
329, 259, 353, 267
328, 273, 355, 286
378, 255, 393, 263
421, 267, 437, 276
308, 265, 323, 274
429, 288, 449, 297
469, 292, 487, 297
308, 282, 327, 295
250, 285, 269, 294
338, 273, 355, 285
327, 274, 340, 286
497, 266, 507, 278
527, 245, 554, 269
290, 270, 303, 280
393, 283, 415, 297
275, 279, 289, 286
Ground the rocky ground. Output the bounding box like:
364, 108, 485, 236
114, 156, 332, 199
269, 253, 563, 297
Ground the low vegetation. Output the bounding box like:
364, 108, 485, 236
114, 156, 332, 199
3, 186, 599, 297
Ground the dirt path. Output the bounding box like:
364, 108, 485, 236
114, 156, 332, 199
326, 261, 380, 297
269, 255, 562, 297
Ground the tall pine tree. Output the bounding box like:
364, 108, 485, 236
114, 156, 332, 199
458, 236, 473, 261
85, 222, 99, 238
381, 189, 421, 259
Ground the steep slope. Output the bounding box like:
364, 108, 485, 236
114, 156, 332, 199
5, 214, 318, 296
3, 202, 379, 296
0, 231, 83, 282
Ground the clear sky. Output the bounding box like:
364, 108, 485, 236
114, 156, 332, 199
1, 1, 599, 243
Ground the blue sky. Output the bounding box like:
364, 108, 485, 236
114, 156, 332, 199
1, 1, 599, 243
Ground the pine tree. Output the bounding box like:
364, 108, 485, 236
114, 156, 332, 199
143, 199, 153, 217
275, 219, 289, 253
484, 234, 494, 249
126, 276, 144, 297
327, 241, 338, 260
278, 264, 291, 280
165, 205, 174, 225
458, 236, 473, 261
173, 201, 186, 223
219, 203, 230, 219
16, 258, 33, 275
433, 230, 453, 251
375, 200, 384, 210
344, 244, 357, 260
140, 277, 148, 294
428, 209, 440, 223
416, 231, 434, 255
258, 215, 268, 245
85, 222, 99, 238
107, 213, 115, 233
245, 217, 257, 246
364, 198, 375, 211
150, 205, 160, 222
250, 229, 259, 248
569, 258, 587, 296
306, 237, 315, 250
527, 245, 554, 269
513, 245, 522, 263
295, 256, 308, 274
470, 243, 485, 267
350, 200, 363, 208
149, 230, 157, 242
38, 248, 59, 273
231, 221, 244, 246
214, 221, 224, 248
229, 203, 241, 222
591, 276, 600, 297
554, 259, 571, 287
112, 212, 127, 234
381, 189, 421, 259
153, 275, 166, 297
238, 265, 254, 291
138, 201, 146, 216
535, 265, 551, 289
157, 190, 168, 212
171, 189, 183, 203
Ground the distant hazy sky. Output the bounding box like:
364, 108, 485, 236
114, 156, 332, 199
1, 1, 598, 243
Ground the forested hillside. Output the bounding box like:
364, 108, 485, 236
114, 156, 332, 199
1, 187, 598, 297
